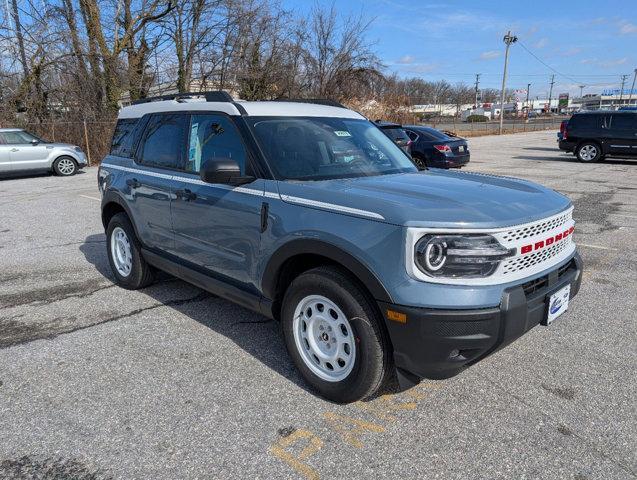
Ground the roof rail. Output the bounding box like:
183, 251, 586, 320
273, 98, 346, 109
131, 90, 233, 105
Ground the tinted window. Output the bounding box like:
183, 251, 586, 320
569, 115, 599, 129
382, 127, 408, 142
406, 130, 419, 141
138, 114, 187, 169
0, 130, 43, 144
611, 114, 637, 130
110, 119, 139, 157
186, 114, 248, 175
410, 127, 451, 141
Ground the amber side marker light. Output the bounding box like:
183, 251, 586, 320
387, 309, 407, 324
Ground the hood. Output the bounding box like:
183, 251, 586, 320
276, 169, 572, 228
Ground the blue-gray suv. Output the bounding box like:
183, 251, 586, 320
98, 92, 583, 403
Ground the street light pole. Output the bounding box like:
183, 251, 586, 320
579, 85, 585, 98
499, 31, 517, 135
618, 74, 628, 108
627, 69, 637, 107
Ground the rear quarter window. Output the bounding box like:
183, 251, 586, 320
110, 118, 139, 157
569, 115, 599, 129
383, 127, 408, 141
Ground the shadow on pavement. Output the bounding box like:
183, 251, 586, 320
79, 233, 314, 396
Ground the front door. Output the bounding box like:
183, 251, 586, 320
608, 113, 637, 156
0, 131, 50, 171
130, 113, 188, 251
170, 113, 264, 289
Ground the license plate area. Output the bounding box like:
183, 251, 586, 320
543, 284, 571, 325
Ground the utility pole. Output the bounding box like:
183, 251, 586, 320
499, 31, 517, 134
525, 83, 531, 117
547, 74, 555, 115
618, 74, 629, 108
474, 73, 481, 108
628, 69, 637, 107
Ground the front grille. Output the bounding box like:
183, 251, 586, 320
501, 237, 572, 275
500, 211, 571, 243
520, 258, 576, 296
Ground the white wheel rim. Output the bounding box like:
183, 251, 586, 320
293, 295, 356, 382
580, 145, 596, 161
58, 158, 75, 175
110, 227, 133, 277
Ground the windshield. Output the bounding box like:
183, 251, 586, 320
247, 117, 417, 180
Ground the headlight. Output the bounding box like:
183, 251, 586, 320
414, 234, 514, 278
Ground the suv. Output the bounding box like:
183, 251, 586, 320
98, 92, 583, 403
0, 128, 87, 176
559, 111, 637, 162
374, 121, 412, 155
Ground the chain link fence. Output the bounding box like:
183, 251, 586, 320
421, 115, 568, 137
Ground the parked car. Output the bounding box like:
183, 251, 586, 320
99, 92, 582, 403
374, 121, 412, 155
558, 111, 637, 162
404, 125, 470, 169
0, 128, 88, 176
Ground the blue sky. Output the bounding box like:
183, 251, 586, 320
282, 0, 637, 98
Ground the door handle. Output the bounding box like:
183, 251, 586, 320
175, 188, 197, 201
126, 178, 141, 188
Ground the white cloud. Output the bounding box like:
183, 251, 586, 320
479, 50, 501, 60
619, 22, 637, 34
534, 38, 548, 48
559, 47, 581, 57
599, 57, 628, 67
397, 55, 415, 65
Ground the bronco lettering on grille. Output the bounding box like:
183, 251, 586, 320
520, 226, 574, 255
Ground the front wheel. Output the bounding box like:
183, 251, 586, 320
281, 266, 391, 403
53, 156, 78, 176
576, 142, 601, 163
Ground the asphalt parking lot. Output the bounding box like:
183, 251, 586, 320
1, 130, 635, 480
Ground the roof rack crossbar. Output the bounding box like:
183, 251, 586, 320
131, 90, 233, 105
272, 98, 346, 109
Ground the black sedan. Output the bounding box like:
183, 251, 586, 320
404, 125, 470, 169
374, 121, 412, 156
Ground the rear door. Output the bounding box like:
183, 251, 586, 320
608, 113, 637, 156
170, 113, 264, 288
130, 113, 188, 251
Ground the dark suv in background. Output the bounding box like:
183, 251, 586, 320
559, 111, 637, 162
374, 121, 412, 156
404, 125, 470, 169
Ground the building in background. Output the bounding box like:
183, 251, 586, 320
571, 89, 637, 110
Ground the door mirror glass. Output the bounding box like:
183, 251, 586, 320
200, 157, 250, 184
30, 139, 40, 145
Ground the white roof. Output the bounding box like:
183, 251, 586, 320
118, 98, 364, 120
0, 128, 23, 132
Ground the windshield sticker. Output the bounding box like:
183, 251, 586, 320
334, 130, 351, 137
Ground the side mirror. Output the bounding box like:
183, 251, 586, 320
30, 139, 40, 145
199, 158, 254, 185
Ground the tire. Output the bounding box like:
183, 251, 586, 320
106, 213, 154, 289
576, 142, 602, 163
411, 154, 427, 170
281, 266, 391, 403
53, 156, 78, 176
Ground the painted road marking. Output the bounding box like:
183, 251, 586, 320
79, 194, 101, 201
577, 243, 618, 251
270, 429, 323, 480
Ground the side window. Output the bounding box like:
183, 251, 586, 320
137, 114, 187, 169
0, 131, 37, 144
610, 114, 637, 130
186, 114, 248, 175
110, 118, 139, 157
406, 130, 419, 142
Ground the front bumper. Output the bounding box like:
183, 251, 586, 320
379, 252, 583, 386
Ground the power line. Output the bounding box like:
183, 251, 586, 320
517, 40, 581, 84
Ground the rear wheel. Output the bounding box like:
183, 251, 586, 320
53, 156, 77, 176
106, 213, 154, 289
576, 142, 602, 163
281, 266, 391, 403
